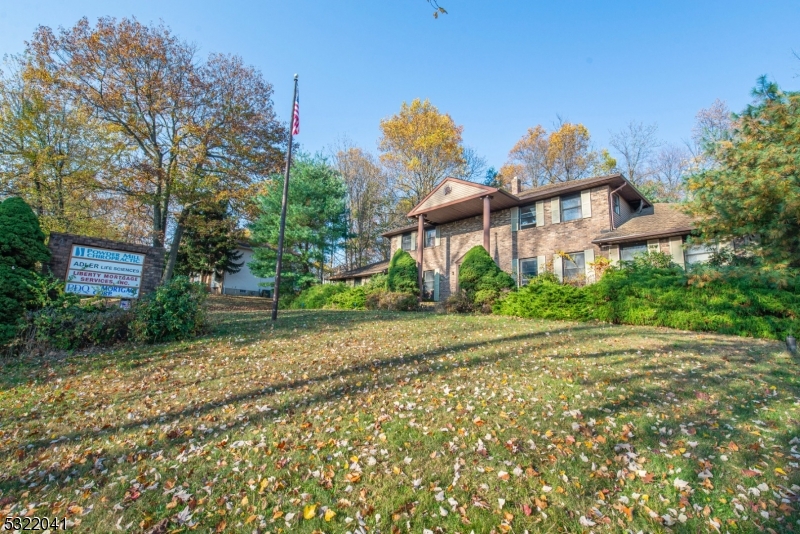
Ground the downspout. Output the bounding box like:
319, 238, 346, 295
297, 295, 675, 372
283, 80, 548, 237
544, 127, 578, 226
608, 183, 627, 230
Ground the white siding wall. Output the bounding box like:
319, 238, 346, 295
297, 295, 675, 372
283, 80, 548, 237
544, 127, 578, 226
220, 249, 273, 294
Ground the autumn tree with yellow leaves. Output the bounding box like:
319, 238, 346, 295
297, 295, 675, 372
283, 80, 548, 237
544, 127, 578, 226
379, 98, 467, 212
502, 122, 600, 188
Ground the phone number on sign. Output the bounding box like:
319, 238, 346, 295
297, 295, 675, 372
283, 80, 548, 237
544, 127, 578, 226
3, 517, 68, 531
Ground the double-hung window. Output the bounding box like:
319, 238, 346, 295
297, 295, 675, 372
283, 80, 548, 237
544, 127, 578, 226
401, 233, 412, 251
563, 252, 585, 281
519, 205, 536, 229
519, 258, 538, 286
422, 270, 435, 300
425, 228, 436, 248
561, 193, 582, 222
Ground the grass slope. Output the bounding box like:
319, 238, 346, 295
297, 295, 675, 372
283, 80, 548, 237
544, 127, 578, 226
1, 296, 799, 533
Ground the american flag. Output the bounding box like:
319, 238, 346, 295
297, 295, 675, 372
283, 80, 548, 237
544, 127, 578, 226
291, 91, 300, 136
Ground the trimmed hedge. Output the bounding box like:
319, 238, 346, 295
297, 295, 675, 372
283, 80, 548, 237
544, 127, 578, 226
387, 249, 419, 295
495, 265, 800, 340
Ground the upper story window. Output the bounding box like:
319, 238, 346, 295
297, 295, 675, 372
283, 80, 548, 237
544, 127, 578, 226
425, 228, 436, 248
401, 233, 412, 251
561, 193, 582, 222
613, 194, 621, 215
519, 205, 536, 229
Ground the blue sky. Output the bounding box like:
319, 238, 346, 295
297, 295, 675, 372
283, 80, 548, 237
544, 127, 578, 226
1, 1, 798, 170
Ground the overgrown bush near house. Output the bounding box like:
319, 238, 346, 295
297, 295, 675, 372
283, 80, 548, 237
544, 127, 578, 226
17, 275, 131, 353
387, 249, 419, 295
328, 287, 367, 310
364, 273, 388, 291
365, 289, 419, 311
494, 275, 593, 321
289, 283, 349, 309
495, 262, 800, 340
443, 290, 475, 313
459, 246, 516, 296
0, 197, 51, 347
131, 276, 207, 343
625, 250, 674, 269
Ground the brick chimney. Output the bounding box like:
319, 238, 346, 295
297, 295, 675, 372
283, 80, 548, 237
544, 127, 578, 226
511, 176, 521, 195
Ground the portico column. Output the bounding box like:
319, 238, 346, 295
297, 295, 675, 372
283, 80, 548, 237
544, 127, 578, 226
482, 195, 491, 252
417, 214, 425, 294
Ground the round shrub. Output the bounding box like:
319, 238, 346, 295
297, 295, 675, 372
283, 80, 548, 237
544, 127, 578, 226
387, 249, 419, 295
131, 276, 208, 343
458, 245, 516, 298
0, 197, 51, 346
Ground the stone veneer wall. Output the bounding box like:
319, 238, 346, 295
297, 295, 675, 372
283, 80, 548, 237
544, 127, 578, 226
46, 232, 166, 297
391, 185, 614, 301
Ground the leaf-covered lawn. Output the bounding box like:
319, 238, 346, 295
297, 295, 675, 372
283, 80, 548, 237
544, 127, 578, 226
1, 296, 799, 533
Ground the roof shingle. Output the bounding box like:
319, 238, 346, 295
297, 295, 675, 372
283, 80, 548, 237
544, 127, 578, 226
593, 203, 696, 244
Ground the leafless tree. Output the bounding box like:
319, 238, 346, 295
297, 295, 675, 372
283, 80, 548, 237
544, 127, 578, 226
686, 99, 732, 171
609, 121, 660, 185
456, 146, 487, 182
333, 141, 394, 268
646, 143, 692, 202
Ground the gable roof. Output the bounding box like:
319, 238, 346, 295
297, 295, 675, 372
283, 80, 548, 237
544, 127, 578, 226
328, 260, 390, 281
592, 203, 696, 244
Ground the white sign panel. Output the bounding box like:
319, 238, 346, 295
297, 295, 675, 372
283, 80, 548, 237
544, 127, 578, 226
65, 245, 146, 299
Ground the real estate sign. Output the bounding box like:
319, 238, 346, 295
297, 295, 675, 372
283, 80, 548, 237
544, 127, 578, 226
65, 245, 146, 299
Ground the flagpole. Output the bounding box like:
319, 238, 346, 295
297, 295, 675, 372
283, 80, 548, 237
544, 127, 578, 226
271, 74, 298, 321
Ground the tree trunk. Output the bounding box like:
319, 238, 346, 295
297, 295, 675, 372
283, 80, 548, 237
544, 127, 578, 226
161, 214, 185, 284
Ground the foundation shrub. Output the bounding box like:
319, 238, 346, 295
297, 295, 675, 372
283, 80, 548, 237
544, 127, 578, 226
365, 289, 418, 311
387, 249, 419, 295
290, 283, 348, 309
328, 287, 367, 310
443, 290, 474, 314
131, 276, 208, 343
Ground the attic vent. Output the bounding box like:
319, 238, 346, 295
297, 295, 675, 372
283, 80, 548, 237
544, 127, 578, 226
444, 185, 452, 195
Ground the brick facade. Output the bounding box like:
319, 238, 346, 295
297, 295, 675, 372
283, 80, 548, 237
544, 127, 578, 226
46, 232, 166, 297
391, 185, 617, 301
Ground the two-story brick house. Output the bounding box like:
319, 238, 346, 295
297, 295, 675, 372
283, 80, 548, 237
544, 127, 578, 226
380, 173, 698, 301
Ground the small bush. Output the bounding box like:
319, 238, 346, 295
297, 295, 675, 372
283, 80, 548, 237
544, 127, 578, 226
387, 249, 419, 295
626, 250, 674, 269
365, 289, 418, 311
494, 277, 592, 321
328, 287, 367, 310
443, 291, 474, 314
131, 276, 208, 343
290, 283, 348, 309
364, 273, 388, 291
458, 246, 516, 297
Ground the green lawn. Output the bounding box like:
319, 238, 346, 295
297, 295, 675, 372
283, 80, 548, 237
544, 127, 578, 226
1, 296, 799, 533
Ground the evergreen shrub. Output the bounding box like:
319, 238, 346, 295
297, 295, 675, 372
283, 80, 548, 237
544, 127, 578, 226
387, 249, 419, 295
289, 283, 348, 309
131, 276, 208, 343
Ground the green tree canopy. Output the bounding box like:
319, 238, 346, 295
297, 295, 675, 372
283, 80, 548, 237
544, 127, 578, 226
458, 245, 515, 297
249, 155, 348, 295
686, 77, 800, 268
0, 197, 50, 345
175, 201, 244, 284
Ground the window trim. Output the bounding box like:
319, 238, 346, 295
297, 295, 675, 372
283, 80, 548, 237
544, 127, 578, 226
519, 204, 537, 229
518, 257, 538, 286
561, 193, 583, 222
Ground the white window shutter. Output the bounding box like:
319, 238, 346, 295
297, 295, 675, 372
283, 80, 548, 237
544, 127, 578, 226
536, 201, 545, 227
581, 190, 592, 218
434, 269, 440, 301
647, 239, 659, 252
537, 255, 546, 274
553, 255, 563, 282
609, 245, 620, 266
669, 236, 685, 268
435, 227, 441, 247
410, 231, 417, 251
550, 197, 561, 224
584, 248, 595, 282
510, 207, 519, 232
